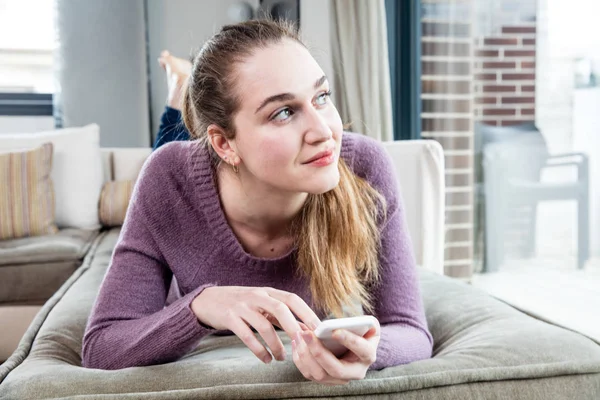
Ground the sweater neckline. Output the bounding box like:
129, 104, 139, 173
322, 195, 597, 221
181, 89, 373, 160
188, 135, 356, 269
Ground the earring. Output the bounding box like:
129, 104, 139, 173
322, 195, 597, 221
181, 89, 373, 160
232, 164, 239, 174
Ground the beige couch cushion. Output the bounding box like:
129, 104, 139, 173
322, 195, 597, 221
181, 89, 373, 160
0, 228, 99, 303
1, 228, 599, 399
98, 180, 134, 227
0, 143, 57, 240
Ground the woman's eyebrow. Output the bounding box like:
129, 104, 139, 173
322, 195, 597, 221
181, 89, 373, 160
254, 75, 328, 114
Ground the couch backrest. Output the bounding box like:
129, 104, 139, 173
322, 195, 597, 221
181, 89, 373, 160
101, 140, 445, 275
101, 148, 152, 183
382, 140, 445, 275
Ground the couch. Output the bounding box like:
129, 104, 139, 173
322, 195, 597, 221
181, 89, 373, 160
1, 139, 599, 399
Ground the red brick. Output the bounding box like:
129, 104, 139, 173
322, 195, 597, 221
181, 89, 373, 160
501, 96, 535, 104
423, 22, 470, 38
475, 73, 497, 81
422, 80, 471, 94
446, 210, 473, 225
422, 99, 471, 113
521, 61, 536, 69
445, 173, 471, 186
433, 136, 471, 150
476, 49, 499, 57
422, 41, 471, 57
478, 119, 499, 126
445, 155, 472, 170
446, 227, 471, 242
521, 108, 535, 116
475, 97, 497, 104
523, 38, 536, 46
445, 244, 472, 259
505, 50, 536, 57
484, 38, 519, 46
445, 191, 472, 205
483, 108, 516, 116
521, 85, 535, 92
444, 264, 472, 278
423, 118, 471, 132
501, 119, 534, 126
502, 73, 535, 80
483, 85, 516, 93
482, 61, 516, 69
422, 61, 471, 75
502, 26, 536, 34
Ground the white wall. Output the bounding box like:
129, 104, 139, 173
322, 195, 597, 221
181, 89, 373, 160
0, 116, 54, 134
536, 0, 600, 154
300, 0, 335, 95
55, 0, 150, 148
146, 0, 260, 142
536, 0, 573, 154
146, 0, 334, 142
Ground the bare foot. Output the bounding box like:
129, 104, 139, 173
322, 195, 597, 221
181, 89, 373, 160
158, 50, 192, 110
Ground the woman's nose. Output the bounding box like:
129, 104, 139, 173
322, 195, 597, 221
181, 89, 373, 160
304, 108, 332, 143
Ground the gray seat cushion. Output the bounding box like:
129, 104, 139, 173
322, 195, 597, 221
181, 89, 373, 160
0, 228, 99, 303
1, 228, 599, 399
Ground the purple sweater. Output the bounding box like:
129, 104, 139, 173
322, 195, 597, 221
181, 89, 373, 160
82, 132, 433, 371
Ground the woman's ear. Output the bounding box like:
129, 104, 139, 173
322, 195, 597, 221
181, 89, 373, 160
207, 124, 237, 162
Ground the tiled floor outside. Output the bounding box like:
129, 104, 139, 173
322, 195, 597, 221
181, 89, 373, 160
472, 198, 600, 341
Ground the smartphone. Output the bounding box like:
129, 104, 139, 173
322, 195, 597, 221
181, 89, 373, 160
313, 315, 379, 357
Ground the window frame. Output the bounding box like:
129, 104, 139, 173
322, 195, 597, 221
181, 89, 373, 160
386, 0, 422, 140
0, 92, 53, 116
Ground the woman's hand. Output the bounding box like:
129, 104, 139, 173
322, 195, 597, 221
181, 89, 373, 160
292, 323, 381, 385
191, 286, 321, 364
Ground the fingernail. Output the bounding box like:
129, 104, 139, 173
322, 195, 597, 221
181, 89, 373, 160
333, 330, 345, 340
310, 322, 319, 330
295, 331, 303, 343
302, 332, 313, 344
263, 355, 272, 364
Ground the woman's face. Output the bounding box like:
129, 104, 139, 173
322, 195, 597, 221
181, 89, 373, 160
230, 39, 343, 195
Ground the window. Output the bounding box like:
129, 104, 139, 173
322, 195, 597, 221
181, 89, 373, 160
0, 0, 56, 115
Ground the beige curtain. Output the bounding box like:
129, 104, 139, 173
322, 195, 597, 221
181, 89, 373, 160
330, 0, 394, 141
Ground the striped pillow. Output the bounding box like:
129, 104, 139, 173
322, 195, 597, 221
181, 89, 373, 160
0, 142, 58, 240
98, 180, 134, 227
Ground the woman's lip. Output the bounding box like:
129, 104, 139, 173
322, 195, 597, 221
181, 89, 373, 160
306, 152, 335, 166
304, 149, 334, 164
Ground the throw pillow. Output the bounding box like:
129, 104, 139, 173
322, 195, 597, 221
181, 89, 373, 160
0, 143, 58, 240
98, 180, 134, 227
0, 124, 103, 229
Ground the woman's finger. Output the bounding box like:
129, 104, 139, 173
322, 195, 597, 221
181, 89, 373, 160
296, 332, 349, 385
264, 288, 321, 330
253, 295, 304, 339
332, 328, 378, 365
264, 313, 311, 332
292, 338, 312, 381
300, 330, 358, 381
227, 316, 273, 364
242, 311, 287, 361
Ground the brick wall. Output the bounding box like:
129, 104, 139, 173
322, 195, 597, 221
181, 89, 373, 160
421, 0, 537, 279
421, 15, 475, 279
474, 25, 536, 126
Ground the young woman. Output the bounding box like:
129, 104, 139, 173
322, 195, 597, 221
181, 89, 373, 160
82, 19, 433, 385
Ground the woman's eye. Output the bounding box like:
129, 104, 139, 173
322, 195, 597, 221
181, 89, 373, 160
272, 108, 293, 122
315, 91, 331, 106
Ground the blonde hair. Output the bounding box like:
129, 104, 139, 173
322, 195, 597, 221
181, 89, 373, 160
182, 19, 386, 317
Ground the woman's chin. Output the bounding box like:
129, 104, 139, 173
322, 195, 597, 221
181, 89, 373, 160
304, 173, 340, 195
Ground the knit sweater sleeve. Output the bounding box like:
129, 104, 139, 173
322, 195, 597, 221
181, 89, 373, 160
82, 143, 215, 370
347, 135, 433, 370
